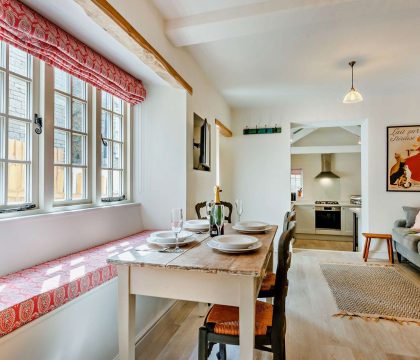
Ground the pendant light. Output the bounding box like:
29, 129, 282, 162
343, 61, 363, 104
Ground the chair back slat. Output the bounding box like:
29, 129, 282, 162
282, 211, 290, 232
282, 210, 296, 232
271, 221, 295, 357
195, 201, 233, 223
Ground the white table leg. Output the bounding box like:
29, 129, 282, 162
117, 265, 136, 360
239, 277, 256, 360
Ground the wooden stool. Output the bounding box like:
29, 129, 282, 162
362, 233, 394, 264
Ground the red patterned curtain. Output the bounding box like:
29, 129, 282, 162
0, 0, 146, 104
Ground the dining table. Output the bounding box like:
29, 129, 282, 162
107, 224, 278, 360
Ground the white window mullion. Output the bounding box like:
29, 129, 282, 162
94, 87, 101, 205
87, 84, 93, 204
41, 62, 55, 211
31, 57, 40, 209
3, 44, 9, 206
125, 103, 131, 201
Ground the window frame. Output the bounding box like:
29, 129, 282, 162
52, 68, 91, 206
291, 168, 303, 197
98, 90, 130, 203
0, 43, 134, 218
0, 42, 39, 212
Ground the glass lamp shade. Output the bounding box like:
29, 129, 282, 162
343, 88, 363, 103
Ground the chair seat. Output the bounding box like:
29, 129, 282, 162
206, 300, 273, 336
260, 272, 276, 292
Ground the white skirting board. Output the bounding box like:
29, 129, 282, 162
0, 278, 174, 360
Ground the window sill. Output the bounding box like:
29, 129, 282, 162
0, 201, 141, 223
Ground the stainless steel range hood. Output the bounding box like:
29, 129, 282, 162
315, 154, 340, 179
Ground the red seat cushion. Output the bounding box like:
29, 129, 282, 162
0, 231, 153, 337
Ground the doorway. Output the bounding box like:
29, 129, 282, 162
289, 119, 367, 252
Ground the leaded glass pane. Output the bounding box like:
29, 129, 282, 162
9, 76, 30, 119
8, 119, 28, 161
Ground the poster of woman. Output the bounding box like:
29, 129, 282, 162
387, 125, 420, 191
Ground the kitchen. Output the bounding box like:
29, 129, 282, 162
290, 125, 362, 251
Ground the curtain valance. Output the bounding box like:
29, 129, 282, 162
0, 0, 146, 104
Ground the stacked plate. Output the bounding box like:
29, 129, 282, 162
184, 219, 209, 232
232, 221, 271, 233
207, 235, 261, 254
147, 230, 195, 247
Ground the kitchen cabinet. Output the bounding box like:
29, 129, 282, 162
295, 205, 315, 234
341, 207, 354, 236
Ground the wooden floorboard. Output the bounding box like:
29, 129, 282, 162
294, 239, 353, 251
137, 249, 420, 360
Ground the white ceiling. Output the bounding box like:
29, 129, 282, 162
152, 0, 420, 107
20, 0, 167, 87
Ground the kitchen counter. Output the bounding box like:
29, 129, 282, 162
293, 202, 361, 208
348, 207, 361, 215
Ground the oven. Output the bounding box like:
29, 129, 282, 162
315, 206, 341, 231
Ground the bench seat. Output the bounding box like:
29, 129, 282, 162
0, 230, 153, 337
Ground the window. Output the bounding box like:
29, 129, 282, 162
100, 92, 126, 201
53, 68, 88, 203
291, 169, 303, 197
0, 43, 132, 216
0, 42, 34, 208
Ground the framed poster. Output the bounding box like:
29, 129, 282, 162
387, 125, 420, 191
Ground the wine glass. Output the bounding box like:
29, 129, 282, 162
235, 199, 243, 223
213, 204, 224, 236
171, 208, 183, 253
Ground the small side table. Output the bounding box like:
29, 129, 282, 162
362, 233, 394, 264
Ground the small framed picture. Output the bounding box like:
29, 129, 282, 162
387, 125, 420, 192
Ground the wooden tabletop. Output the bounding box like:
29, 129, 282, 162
107, 225, 278, 277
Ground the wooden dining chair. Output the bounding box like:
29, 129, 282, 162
258, 220, 296, 299
198, 223, 295, 360
195, 201, 233, 223
283, 210, 296, 232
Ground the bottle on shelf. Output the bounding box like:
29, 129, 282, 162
210, 185, 224, 237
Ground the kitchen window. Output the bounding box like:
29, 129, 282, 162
291, 168, 303, 197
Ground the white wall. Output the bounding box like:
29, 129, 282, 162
134, 85, 187, 229
0, 1, 233, 357
0, 85, 185, 359
291, 153, 361, 202
0, 204, 143, 276
108, 0, 232, 219
293, 127, 359, 147
231, 109, 291, 243
231, 92, 420, 255
0, 279, 173, 360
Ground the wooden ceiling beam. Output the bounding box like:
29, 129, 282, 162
215, 119, 233, 137
76, 0, 193, 95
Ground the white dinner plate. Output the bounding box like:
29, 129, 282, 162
212, 235, 259, 249
232, 224, 272, 233
236, 221, 269, 230
149, 230, 193, 243
184, 219, 209, 230
207, 239, 262, 253
147, 236, 196, 247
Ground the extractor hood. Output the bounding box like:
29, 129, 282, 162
315, 154, 340, 179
